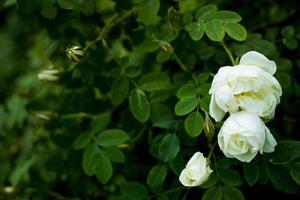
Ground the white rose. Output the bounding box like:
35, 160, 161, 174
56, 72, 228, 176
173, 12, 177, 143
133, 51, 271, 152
218, 111, 277, 162
209, 51, 282, 122
179, 152, 213, 187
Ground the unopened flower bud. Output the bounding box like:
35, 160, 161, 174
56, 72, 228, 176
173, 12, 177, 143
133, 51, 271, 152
35, 111, 57, 120
204, 112, 215, 140
168, 7, 179, 31
155, 40, 173, 53
3, 186, 14, 194
38, 69, 60, 82
66, 45, 85, 62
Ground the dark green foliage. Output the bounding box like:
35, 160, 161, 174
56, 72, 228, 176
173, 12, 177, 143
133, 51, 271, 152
0, 0, 300, 199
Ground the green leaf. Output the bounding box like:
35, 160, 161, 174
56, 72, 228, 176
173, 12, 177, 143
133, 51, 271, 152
149, 134, 165, 160
221, 186, 245, 200
219, 169, 243, 186
111, 75, 129, 106
216, 158, 234, 169
102, 147, 125, 163
56, 0, 81, 10
282, 37, 298, 50
129, 88, 151, 122
139, 72, 170, 91
281, 25, 295, 37
17, 0, 36, 13
137, 0, 160, 25
158, 134, 180, 162
174, 96, 198, 116
198, 82, 211, 96
184, 111, 204, 137
0, 105, 5, 133
97, 129, 129, 147
10, 158, 35, 186
211, 11, 241, 23
266, 162, 299, 194
243, 159, 259, 186
156, 50, 172, 63
257, 158, 269, 185
73, 132, 92, 150
6, 95, 27, 129
290, 162, 300, 185
94, 150, 113, 184
185, 22, 205, 41
202, 187, 222, 200
90, 112, 111, 133
267, 140, 300, 165
195, 4, 217, 20
121, 181, 149, 200
147, 164, 167, 189
82, 143, 98, 176
38, 0, 57, 19
196, 73, 210, 83
176, 83, 198, 99
169, 152, 185, 176
224, 23, 247, 41
200, 172, 219, 189
150, 102, 176, 129
199, 95, 211, 112
204, 21, 225, 42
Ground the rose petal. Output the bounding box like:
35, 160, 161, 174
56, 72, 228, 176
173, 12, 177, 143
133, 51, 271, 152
239, 51, 277, 75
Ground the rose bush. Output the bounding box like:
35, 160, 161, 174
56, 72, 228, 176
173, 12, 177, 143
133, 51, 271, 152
209, 51, 282, 122
1, 0, 300, 199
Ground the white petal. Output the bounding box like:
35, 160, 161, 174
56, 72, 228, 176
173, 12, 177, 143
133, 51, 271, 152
239, 51, 276, 75
234, 151, 258, 162
186, 152, 204, 167
179, 169, 194, 187
263, 128, 277, 153
209, 93, 226, 122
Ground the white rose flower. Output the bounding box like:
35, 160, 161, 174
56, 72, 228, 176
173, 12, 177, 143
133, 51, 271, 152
179, 152, 213, 187
209, 51, 282, 122
218, 111, 277, 162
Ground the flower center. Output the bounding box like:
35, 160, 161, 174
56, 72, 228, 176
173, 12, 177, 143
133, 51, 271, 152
229, 134, 250, 153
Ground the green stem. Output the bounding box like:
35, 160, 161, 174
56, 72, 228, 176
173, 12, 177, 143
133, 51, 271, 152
173, 52, 189, 72
220, 40, 235, 65
182, 189, 190, 200
61, 112, 94, 119
130, 127, 147, 143
101, 39, 122, 66
149, 186, 185, 198
130, 79, 139, 89
84, 11, 132, 51
207, 141, 217, 161
192, 74, 201, 112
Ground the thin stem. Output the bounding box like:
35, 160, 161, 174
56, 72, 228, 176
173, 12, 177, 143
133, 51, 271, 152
131, 127, 147, 143
130, 79, 139, 88
60, 112, 94, 119
182, 189, 190, 200
173, 52, 189, 72
102, 39, 122, 67
173, 120, 181, 135
192, 74, 201, 112
149, 186, 185, 198
212, 151, 219, 177
84, 11, 132, 51
207, 141, 217, 160
220, 40, 235, 65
